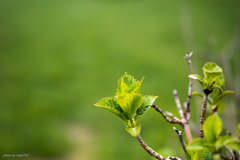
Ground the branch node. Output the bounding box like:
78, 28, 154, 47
152, 104, 182, 124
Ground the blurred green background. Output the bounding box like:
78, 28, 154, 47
0, 0, 239, 160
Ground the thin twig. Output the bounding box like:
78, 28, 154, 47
166, 111, 182, 122
184, 52, 193, 121
151, 104, 182, 124
221, 155, 232, 160
152, 91, 193, 144
173, 90, 185, 120
152, 54, 194, 144
227, 131, 239, 160
234, 152, 239, 160
199, 93, 209, 139
173, 90, 193, 144
173, 127, 186, 155
227, 148, 236, 160
136, 135, 181, 160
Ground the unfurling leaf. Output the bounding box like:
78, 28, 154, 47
126, 124, 141, 137
188, 74, 205, 88
95, 72, 158, 135
209, 84, 223, 95
203, 114, 222, 143
115, 93, 143, 119
215, 136, 236, 150
188, 138, 214, 152
192, 91, 213, 106
190, 63, 224, 94
94, 97, 128, 122
202, 62, 223, 89
117, 72, 143, 95
215, 91, 235, 104
135, 95, 158, 119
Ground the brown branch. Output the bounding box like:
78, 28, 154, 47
173, 90, 185, 120
199, 93, 209, 139
166, 111, 182, 122
183, 124, 192, 144
227, 148, 236, 160
151, 104, 182, 124
173, 127, 186, 155
184, 52, 193, 121
151, 90, 193, 144
227, 131, 239, 160
221, 155, 232, 160
152, 54, 194, 144
173, 90, 193, 144
136, 135, 181, 160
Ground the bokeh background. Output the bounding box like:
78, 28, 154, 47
0, 0, 240, 160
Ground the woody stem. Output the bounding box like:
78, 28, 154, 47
199, 93, 208, 139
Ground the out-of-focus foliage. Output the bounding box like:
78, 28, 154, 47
188, 114, 240, 159
0, 0, 239, 159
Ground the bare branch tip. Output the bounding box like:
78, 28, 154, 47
173, 89, 177, 94
166, 111, 173, 115
189, 52, 193, 57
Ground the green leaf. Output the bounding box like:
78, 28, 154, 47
215, 74, 225, 89
192, 91, 204, 98
215, 136, 236, 150
186, 149, 205, 160
187, 149, 213, 160
188, 74, 206, 89
188, 74, 203, 81
202, 62, 223, 89
186, 149, 193, 160
237, 124, 240, 140
209, 75, 229, 104
204, 150, 213, 160
209, 89, 220, 104
126, 124, 141, 137
95, 97, 128, 122
203, 114, 222, 143
188, 138, 214, 152
135, 95, 158, 119
215, 91, 235, 104
225, 141, 240, 151
115, 93, 143, 119
192, 91, 213, 106
209, 84, 223, 95
117, 72, 144, 95
212, 154, 221, 160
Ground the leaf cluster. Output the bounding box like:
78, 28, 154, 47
95, 72, 158, 137
192, 75, 234, 111
189, 62, 223, 94
187, 114, 240, 159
